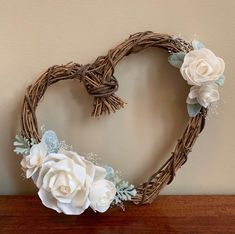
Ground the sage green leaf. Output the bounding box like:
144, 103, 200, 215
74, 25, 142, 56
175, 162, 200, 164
13, 134, 31, 155
113, 175, 137, 205
168, 52, 186, 68
215, 75, 225, 86
13, 134, 36, 155
187, 103, 202, 117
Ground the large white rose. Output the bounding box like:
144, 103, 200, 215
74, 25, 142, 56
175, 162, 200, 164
21, 142, 47, 178
89, 179, 116, 213
35, 149, 109, 215
187, 83, 220, 108
180, 48, 225, 86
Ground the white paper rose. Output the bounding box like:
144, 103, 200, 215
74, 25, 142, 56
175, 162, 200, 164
35, 149, 114, 215
21, 142, 47, 178
89, 179, 116, 213
180, 48, 225, 86
187, 83, 220, 108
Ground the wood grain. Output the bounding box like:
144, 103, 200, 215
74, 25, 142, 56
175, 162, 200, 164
0, 195, 234, 234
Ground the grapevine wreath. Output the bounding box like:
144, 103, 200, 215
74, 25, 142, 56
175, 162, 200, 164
14, 31, 225, 215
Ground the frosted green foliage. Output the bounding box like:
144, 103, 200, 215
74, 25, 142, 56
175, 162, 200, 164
41, 130, 59, 154
13, 134, 36, 155
112, 175, 137, 205
168, 52, 186, 68
14, 129, 59, 156
104, 166, 137, 206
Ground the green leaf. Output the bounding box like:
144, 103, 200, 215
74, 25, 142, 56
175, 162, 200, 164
113, 175, 122, 185
13, 134, 31, 155
13, 134, 36, 155
112, 175, 137, 205
168, 52, 186, 68
215, 75, 225, 86
187, 103, 202, 117
192, 40, 205, 50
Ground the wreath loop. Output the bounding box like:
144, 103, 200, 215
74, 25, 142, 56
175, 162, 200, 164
17, 31, 224, 213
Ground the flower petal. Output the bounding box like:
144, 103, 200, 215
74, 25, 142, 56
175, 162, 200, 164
188, 86, 199, 99
71, 189, 89, 208
38, 188, 61, 213
31, 142, 47, 157
93, 166, 107, 182
57, 200, 88, 215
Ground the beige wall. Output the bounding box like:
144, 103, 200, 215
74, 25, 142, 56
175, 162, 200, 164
0, 0, 234, 195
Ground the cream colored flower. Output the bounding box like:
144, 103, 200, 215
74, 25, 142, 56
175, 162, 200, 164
35, 149, 113, 215
21, 142, 47, 178
180, 48, 225, 86
89, 179, 116, 213
187, 83, 220, 108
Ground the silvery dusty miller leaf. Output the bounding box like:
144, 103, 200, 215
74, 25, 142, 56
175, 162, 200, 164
113, 175, 137, 205
13, 134, 31, 155
168, 52, 186, 68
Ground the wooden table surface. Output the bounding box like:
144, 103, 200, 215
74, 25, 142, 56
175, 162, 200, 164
0, 195, 234, 233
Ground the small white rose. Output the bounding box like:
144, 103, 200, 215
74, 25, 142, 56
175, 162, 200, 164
36, 149, 108, 215
21, 142, 47, 178
89, 179, 116, 213
187, 83, 220, 108
180, 48, 225, 86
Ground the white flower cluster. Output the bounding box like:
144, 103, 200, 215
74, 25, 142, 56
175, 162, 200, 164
169, 40, 225, 116
181, 47, 224, 108
20, 139, 116, 215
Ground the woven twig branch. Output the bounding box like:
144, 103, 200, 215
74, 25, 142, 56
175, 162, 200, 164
20, 31, 207, 205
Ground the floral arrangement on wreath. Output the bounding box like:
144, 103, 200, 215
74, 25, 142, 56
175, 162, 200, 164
14, 31, 225, 215
168, 40, 225, 116
15, 129, 135, 214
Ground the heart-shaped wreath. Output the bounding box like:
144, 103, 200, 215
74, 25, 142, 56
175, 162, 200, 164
14, 31, 225, 215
